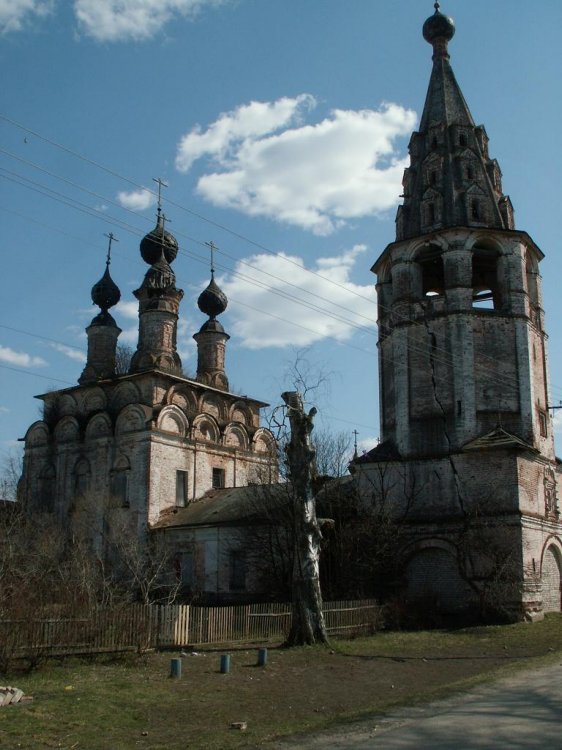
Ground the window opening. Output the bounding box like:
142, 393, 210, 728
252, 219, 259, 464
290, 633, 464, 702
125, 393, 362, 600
467, 165, 474, 180
212, 467, 225, 489
539, 411, 548, 438
111, 471, 129, 508
459, 133, 467, 147
428, 203, 435, 224
417, 246, 445, 298
471, 200, 480, 220
430, 170, 437, 186
229, 550, 247, 591
176, 470, 189, 507
472, 247, 500, 310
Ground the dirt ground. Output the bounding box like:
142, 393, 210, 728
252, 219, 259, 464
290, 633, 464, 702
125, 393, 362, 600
0, 615, 561, 749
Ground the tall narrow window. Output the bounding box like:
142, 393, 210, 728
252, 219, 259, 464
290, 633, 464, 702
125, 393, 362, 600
212, 467, 225, 489
459, 133, 467, 147
539, 411, 548, 438
176, 470, 188, 507
229, 551, 247, 591
110, 471, 129, 508
428, 203, 436, 224
40, 465, 56, 512
471, 200, 480, 220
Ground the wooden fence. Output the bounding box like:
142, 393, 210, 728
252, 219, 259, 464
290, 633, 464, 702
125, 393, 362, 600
0, 599, 379, 658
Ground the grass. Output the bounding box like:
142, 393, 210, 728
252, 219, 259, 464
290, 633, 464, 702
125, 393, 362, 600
0, 614, 561, 749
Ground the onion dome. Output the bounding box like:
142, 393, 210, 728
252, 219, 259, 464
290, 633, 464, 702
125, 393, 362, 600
144, 252, 176, 291
197, 275, 228, 320
423, 2, 455, 46
140, 212, 179, 266
91, 264, 121, 312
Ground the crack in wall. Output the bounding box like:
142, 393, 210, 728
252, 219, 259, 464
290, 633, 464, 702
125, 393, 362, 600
422, 312, 466, 514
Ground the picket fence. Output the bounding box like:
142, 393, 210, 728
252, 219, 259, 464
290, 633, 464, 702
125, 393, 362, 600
0, 600, 379, 657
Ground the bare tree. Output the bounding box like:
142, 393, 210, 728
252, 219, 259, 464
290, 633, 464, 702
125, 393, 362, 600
0, 448, 23, 501
115, 343, 134, 375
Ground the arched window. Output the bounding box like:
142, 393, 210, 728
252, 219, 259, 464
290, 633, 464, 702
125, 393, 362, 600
40, 465, 56, 512
74, 459, 90, 500
417, 245, 445, 298
472, 247, 501, 310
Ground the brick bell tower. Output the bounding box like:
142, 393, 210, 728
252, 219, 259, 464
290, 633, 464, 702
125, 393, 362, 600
353, 4, 562, 620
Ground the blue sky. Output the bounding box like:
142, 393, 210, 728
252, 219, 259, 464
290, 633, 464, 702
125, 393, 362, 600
2, 0, 562, 465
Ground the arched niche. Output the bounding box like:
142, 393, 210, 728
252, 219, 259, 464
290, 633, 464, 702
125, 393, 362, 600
115, 404, 151, 435
200, 394, 223, 421
156, 406, 189, 437
230, 401, 251, 426
85, 412, 112, 441
25, 421, 50, 448
252, 428, 276, 455
81, 387, 107, 415
54, 416, 80, 444
58, 394, 78, 417
525, 252, 540, 309
192, 414, 220, 443
403, 541, 476, 613
223, 423, 250, 450
110, 382, 141, 411
541, 540, 562, 613
166, 385, 197, 415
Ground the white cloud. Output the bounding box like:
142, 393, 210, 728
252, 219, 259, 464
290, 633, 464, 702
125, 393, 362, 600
116, 188, 155, 211
74, 0, 226, 42
176, 96, 416, 235
0, 345, 46, 368
0, 0, 54, 34
552, 410, 562, 437
48, 342, 87, 363
115, 300, 139, 320
0, 406, 9, 415
219, 245, 376, 349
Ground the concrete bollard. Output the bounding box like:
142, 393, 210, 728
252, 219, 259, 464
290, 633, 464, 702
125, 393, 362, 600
257, 647, 268, 667
220, 654, 231, 674
170, 658, 182, 679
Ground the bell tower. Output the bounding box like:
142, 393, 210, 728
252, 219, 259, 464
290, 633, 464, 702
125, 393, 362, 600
375, 2, 552, 462
354, 4, 562, 620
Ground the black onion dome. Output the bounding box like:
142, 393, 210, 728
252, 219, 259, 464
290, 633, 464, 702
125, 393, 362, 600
423, 3, 455, 45
197, 276, 228, 319
91, 265, 121, 312
140, 216, 179, 265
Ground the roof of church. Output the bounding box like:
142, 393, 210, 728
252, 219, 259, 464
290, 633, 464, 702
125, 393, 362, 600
394, 3, 513, 241
351, 440, 402, 465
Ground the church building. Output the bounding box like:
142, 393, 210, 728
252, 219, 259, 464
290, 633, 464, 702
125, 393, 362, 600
352, 4, 562, 619
19, 203, 277, 593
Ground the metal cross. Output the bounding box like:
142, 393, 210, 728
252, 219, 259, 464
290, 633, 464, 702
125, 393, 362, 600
103, 232, 119, 265
205, 240, 217, 276
152, 177, 168, 215
352, 429, 359, 458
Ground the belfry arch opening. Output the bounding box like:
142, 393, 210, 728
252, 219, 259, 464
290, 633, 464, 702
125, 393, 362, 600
417, 245, 445, 298
472, 245, 501, 309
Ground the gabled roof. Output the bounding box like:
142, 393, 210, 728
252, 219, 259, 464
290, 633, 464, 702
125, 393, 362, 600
152, 484, 291, 529
462, 427, 537, 454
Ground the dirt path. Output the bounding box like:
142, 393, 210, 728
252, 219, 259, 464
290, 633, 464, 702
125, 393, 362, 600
271, 659, 562, 749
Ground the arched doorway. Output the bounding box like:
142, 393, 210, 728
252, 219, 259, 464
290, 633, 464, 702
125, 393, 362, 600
542, 545, 562, 612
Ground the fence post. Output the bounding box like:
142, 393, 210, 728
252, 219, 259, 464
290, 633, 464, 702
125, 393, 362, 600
170, 658, 182, 679
220, 654, 231, 674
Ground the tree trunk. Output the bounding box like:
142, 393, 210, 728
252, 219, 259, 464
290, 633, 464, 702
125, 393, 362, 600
282, 391, 329, 646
